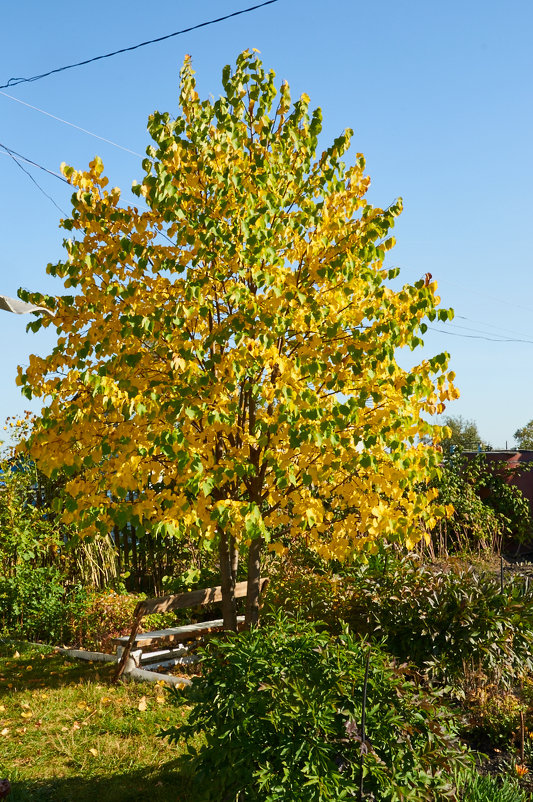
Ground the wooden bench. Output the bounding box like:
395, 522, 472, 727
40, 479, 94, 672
113, 578, 268, 680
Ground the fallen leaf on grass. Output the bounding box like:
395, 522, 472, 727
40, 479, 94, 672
0, 728, 9, 736
0, 706, 4, 713
13, 651, 20, 659
89, 748, 98, 757
138, 696, 147, 712
21, 712, 32, 719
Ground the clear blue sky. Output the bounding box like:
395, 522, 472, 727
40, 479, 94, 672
1, 0, 532, 448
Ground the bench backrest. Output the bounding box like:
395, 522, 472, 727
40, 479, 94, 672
136, 578, 269, 618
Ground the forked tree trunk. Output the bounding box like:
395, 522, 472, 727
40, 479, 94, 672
218, 528, 238, 631
245, 536, 264, 627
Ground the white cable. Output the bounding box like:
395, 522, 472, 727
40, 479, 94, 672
0, 89, 143, 158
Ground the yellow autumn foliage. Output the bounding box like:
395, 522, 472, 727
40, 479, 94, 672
18, 50, 457, 568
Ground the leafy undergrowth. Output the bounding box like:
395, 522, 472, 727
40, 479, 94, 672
0, 640, 195, 801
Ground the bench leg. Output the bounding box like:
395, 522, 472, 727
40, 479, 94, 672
114, 608, 143, 682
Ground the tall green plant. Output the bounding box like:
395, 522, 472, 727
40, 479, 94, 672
162, 617, 470, 801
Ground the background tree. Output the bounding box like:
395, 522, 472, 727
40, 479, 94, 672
514, 419, 533, 449
18, 50, 458, 628
440, 414, 490, 453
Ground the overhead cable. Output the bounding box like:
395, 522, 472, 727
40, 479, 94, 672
0, 144, 69, 183
1, 0, 280, 89
0, 143, 68, 215
427, 326, 533, 344
444, 320, 533, 339
455, 314, 532, 341
0, 90, 143, 157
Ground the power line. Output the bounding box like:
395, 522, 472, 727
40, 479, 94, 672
455, 314, 533, 341
1, 1, 280, 89
395, 263, 533, 320
448, 278, 533, 316
427, 325, 533, 344
0, 144, 69, 183
445, 320, 533, 339
0, 143, 68, 216
0, 90, 143, 157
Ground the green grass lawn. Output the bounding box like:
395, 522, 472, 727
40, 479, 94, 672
0, 640, 195, 801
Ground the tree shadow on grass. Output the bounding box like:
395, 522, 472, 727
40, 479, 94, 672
0, 641, 117, 698
6, 759, 195, 802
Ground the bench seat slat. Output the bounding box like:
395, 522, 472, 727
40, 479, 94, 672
112, 616, 245, 647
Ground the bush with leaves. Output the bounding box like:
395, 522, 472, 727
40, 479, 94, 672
0, 566, 89, 643
342, 555, 533, 684
432, 453, 533, 554
267, 552, 533, 684
263, 554, 345, 632
0, 454, 81, 642
162, 617, 470, 801
66, 589, 181, 651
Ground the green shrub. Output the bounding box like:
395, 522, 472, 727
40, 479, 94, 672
264, 559, 345, 631
267, 554, 533, 685
0, 574, 177, 650
162, 617, 470, 801
431, 452, 533, 554
342, 557, 533, 683
0, 565, 88, 643
68, 589, 178, 652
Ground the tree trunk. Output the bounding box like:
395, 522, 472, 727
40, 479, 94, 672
245, 536, 264, 628
230, 535, 239, 584
218, 528, 238, 631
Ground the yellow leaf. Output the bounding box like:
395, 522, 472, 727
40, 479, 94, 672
13, 651, 20, 659
89, 747, 98, 757
138, 696, 147, 712
0, 728, 9, 736
21, 711, 32, 719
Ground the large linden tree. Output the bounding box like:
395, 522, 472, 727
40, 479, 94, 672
18, 50, 457, 627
